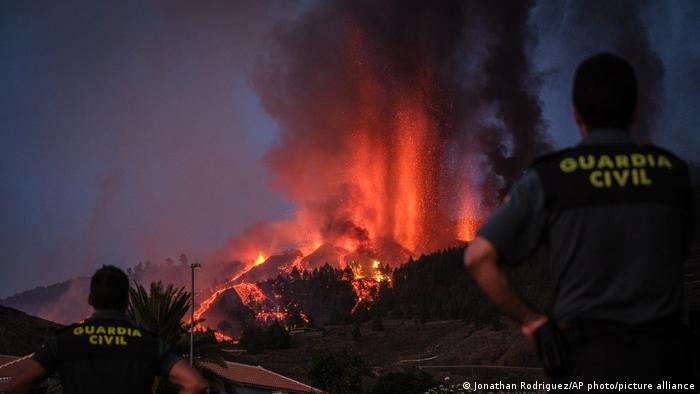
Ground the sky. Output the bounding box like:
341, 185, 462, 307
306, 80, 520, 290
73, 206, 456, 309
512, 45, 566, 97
1, 0, 699, 298
0, 1, 303, 297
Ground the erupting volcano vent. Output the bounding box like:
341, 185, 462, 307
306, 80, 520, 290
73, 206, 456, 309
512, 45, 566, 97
196, 0, 551, 335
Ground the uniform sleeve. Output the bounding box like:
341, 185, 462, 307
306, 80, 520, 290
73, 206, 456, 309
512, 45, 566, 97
31, 335, 59, 375
477, 170, 547, 264
157, 339, 182, 377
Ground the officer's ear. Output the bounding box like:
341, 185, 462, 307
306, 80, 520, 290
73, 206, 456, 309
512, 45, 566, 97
571, 104, 588, 137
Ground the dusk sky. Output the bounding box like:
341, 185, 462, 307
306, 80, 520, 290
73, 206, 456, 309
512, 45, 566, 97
2, 0, 699, 298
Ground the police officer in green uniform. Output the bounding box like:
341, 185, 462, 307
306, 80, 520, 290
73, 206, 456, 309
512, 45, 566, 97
465, 53, 695, 387
1, 266, 207, 394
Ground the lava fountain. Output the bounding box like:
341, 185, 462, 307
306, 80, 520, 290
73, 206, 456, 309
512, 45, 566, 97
195, 0, 549, 334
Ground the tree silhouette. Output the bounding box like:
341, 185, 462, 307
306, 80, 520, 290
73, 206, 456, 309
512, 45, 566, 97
128, 281, 235, 393
307, 348, 369, 394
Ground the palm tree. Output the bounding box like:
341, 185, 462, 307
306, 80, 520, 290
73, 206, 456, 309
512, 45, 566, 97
128, 281, 235, 393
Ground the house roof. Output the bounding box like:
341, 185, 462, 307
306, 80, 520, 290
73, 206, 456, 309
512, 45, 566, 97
0, 354, 33, 379
202, 361, 325, 394
0, 305, 63, 357
0, 354, 62, 393
1, 354, 325, 394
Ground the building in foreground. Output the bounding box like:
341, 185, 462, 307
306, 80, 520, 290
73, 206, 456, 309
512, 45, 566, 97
1, 354, 325, 394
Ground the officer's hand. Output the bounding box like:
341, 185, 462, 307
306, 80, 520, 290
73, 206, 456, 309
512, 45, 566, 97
168, 360, 207, 394
521, 314, 548, 344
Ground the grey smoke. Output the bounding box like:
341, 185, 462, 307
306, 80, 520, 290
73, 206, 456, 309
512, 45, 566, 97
2, 0, 699, 304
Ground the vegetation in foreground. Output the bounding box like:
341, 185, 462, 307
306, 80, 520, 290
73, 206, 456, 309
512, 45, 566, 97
254, 245, 551, 332
128, 282, 236, 394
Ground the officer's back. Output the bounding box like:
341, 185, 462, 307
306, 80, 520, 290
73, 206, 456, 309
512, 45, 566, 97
1, 265, 207, 394
47, 311, 171, 393
465, 53, 696, 387
532, 133, 691, 324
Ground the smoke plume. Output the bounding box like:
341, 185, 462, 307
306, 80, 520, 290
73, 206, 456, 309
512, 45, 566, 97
532, 0, 665, 144
248, 0, 549, 257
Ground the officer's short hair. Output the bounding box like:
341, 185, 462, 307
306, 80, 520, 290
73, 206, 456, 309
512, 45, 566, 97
89, 265, 129, 310
573, 53, 638, 130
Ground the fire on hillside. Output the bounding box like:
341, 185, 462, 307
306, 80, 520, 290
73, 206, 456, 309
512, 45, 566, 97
191, 0, 549, 340
193, 243, 430, 340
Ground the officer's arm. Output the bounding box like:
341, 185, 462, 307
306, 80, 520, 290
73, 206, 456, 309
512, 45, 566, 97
167, 360, 208, 394
0, 359, 47, 394
465, 170, 548, 339
465, 237, 547, 339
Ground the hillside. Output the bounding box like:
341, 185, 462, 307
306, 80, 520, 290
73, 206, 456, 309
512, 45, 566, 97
0, 257, 243, 325
4, 185, 698, 327
233, 318, 543, 389
1, 277, 91, 324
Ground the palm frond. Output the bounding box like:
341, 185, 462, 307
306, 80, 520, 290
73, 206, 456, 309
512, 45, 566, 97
129, 281, 236, 393
128, 281, 191, 345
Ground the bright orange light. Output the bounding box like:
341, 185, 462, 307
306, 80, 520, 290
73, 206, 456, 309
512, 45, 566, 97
192, 266, 254, 323
457, 195, 480, 242
234, 283, 266, 305
373, 260, 389, 283
349, 262, 364, 279
254, 252, 265, 266
214, 331, 234, 342
194, 287, 228, 322
188, 25, 494, 338
256, 310, 287, 323
299, 238, 323, 256
300, 311, 310, 324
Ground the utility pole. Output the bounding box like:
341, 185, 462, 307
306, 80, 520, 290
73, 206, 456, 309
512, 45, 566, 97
190, 261, 201, 365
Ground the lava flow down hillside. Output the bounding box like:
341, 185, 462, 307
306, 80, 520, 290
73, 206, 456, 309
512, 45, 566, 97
195, 0, 552, 337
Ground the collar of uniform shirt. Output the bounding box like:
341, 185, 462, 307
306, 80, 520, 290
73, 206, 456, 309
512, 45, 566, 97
88, 310, 130, 321
578, 128, 635, 146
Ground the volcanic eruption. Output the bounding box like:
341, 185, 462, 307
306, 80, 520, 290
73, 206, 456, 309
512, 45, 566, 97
195, 0, 551, 335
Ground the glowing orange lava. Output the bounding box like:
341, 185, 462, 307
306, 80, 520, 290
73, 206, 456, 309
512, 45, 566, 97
349, 259, 390, 313
234, 283, 266, 305
192, 23, 487, 337
256, 310, 288, 323
214, 331, 234, 342
193, 266, 252, 323
372, 259, 391, 283
457, 195, 481, 242
341, 28, 440, 253
253, 252, 265, 266
194, 287, 228, 322
191, 263, 293, 337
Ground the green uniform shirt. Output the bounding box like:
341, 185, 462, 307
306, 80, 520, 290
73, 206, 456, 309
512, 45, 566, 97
478, 129, 694, 324
32, 311, 180, 394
